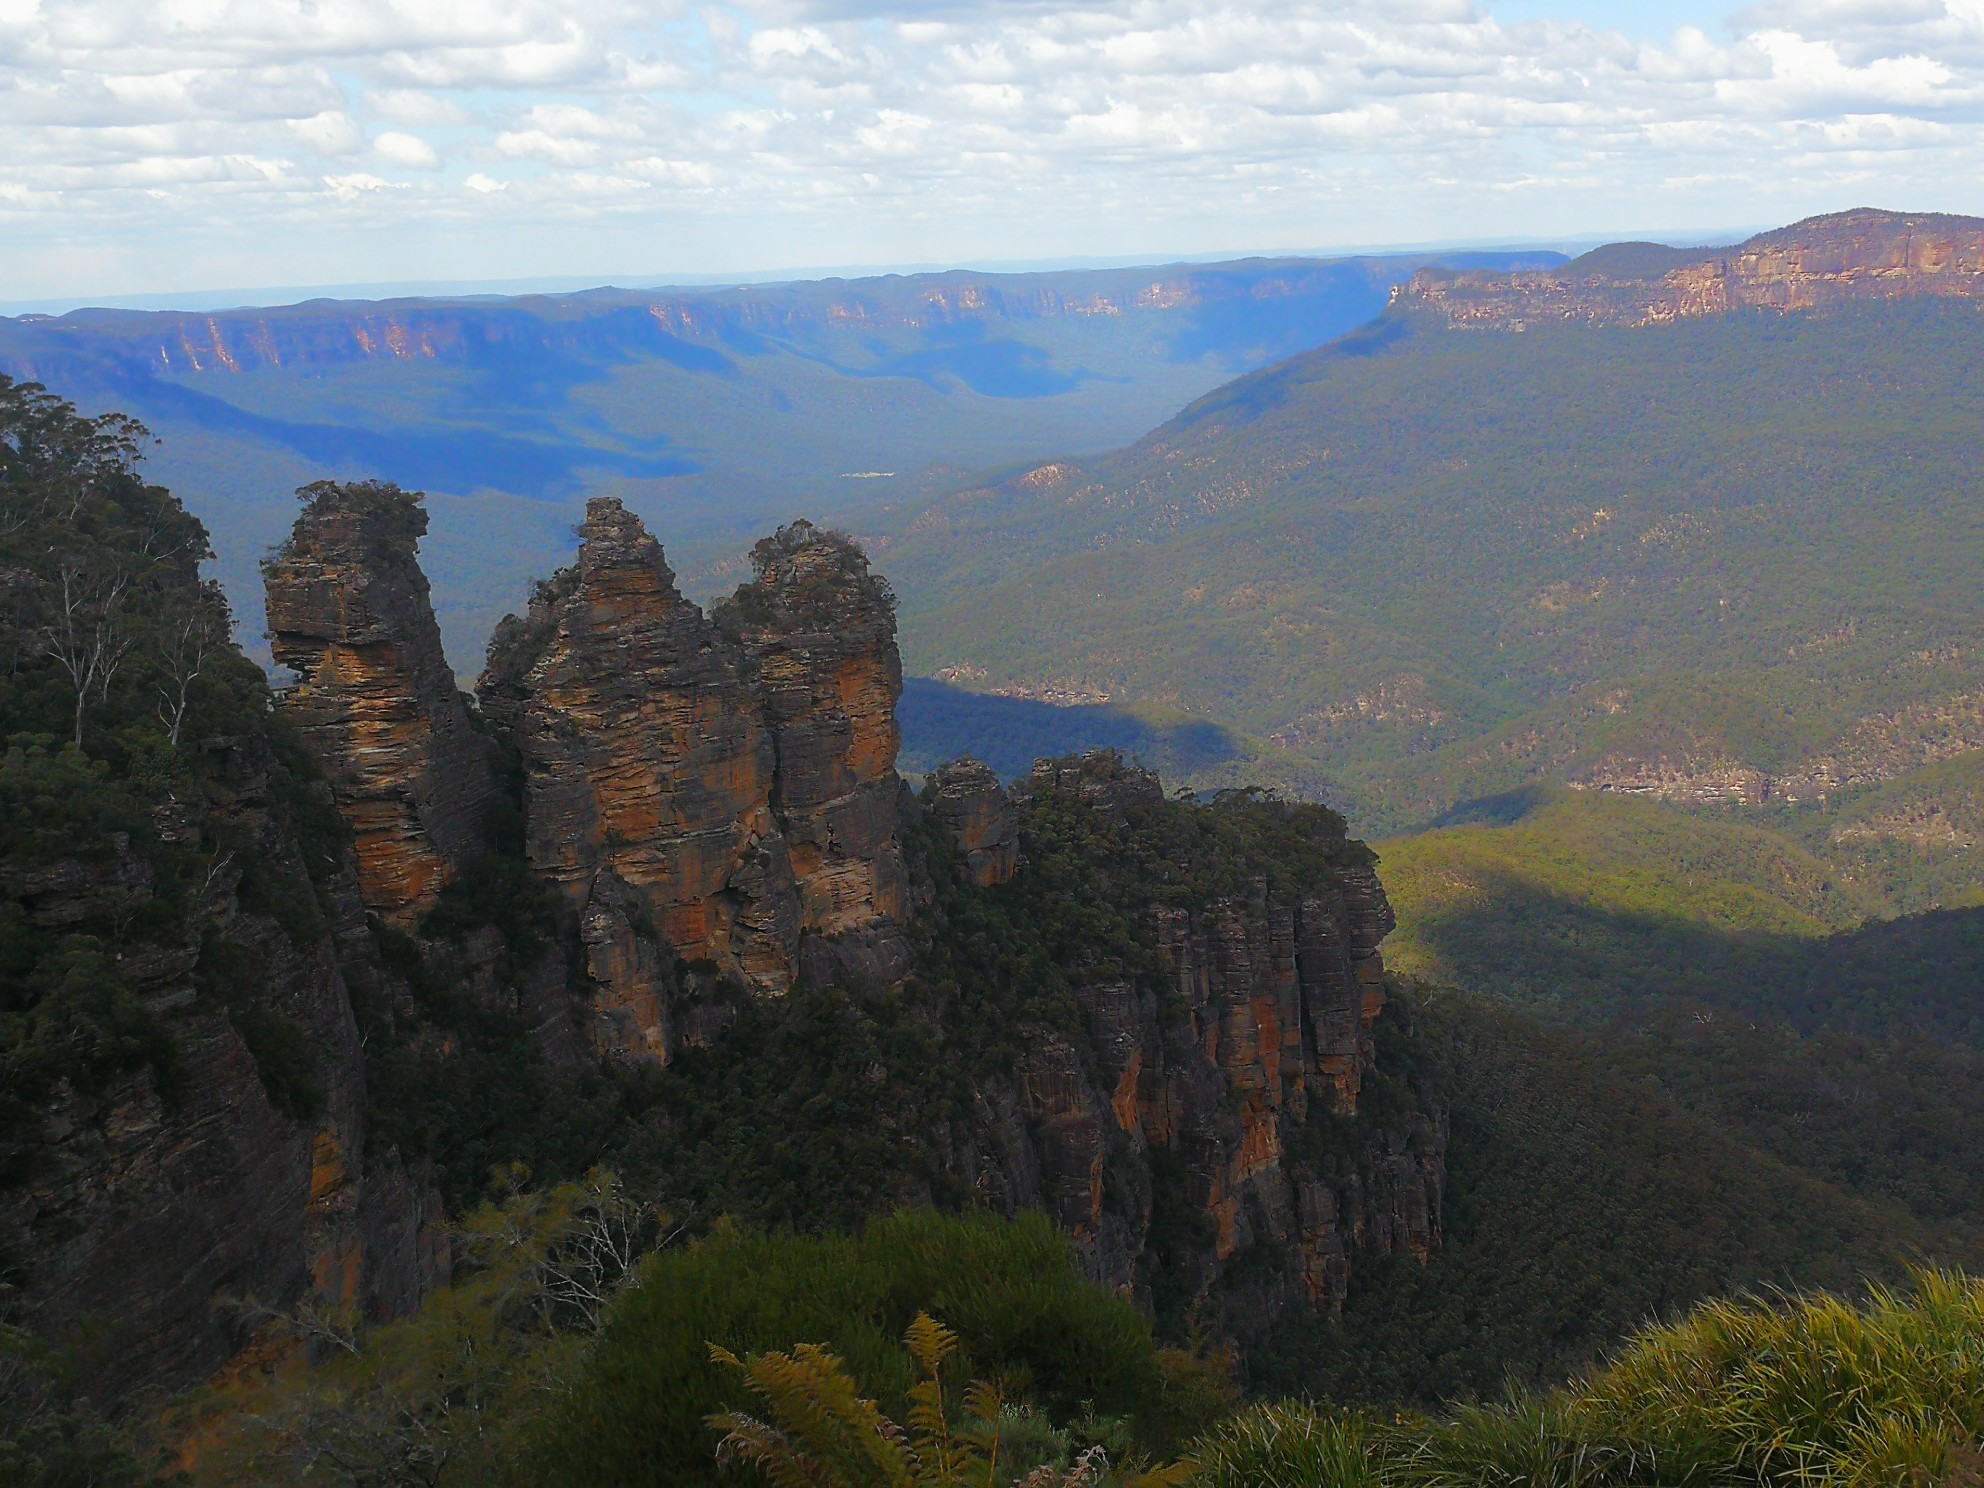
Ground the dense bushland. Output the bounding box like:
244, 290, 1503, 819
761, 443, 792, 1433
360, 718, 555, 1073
889, 301, 1984, 834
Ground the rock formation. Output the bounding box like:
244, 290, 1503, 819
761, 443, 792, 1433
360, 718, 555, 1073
479, 503, 915, 1059
956, 754, 1439, 1324
1399, 208, 1984, 330
479, 499, 799, 1057
264, 481, 500, 926
264, 493, 1436, 1328
925, 758, 1021, 887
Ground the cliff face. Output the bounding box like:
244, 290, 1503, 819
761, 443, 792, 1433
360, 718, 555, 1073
941, 756, 1441, 1327
478, 498, 797, 1058
926, 758, 1021, 888
1401, 209, 1984, 329
264, 482, 500, 926
1, 705, 446, 1413
479, 503, 914, 1059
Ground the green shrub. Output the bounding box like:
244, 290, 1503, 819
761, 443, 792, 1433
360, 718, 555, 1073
532, 1209, 1184, 1487
2, 937, 176, 1102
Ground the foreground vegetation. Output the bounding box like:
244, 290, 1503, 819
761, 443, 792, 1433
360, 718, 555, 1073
174, 1202, 1227, 1488
1200, 1270, 1984, 1488
141, 1206, 1984, 1488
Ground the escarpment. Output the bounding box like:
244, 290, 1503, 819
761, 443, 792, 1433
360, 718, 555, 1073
264, 481, 501, 925
0, 740, 448, 1407
2, 430, 447, 1412
1400, 208, 1984, 329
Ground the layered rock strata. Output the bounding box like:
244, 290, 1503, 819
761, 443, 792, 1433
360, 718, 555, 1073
1401, 208, 1984, 330
264, 482, 500, 925
480, 503, 914, 1059
956, 755, 1440, 1326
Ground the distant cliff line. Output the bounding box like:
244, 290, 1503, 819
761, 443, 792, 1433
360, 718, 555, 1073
1397, 208, 1984, 330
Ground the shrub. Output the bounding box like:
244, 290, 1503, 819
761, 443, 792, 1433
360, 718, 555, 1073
1187, 1403, 1386, 1488
531, 1209, 1189, 1487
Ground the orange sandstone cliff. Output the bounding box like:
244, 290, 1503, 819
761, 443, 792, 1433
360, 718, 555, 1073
1399, 208, 1984, 330
266, 495, 1438, 1334
954, 755, 1437, 1320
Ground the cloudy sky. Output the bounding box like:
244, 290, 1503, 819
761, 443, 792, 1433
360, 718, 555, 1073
2, 0, 1981, 303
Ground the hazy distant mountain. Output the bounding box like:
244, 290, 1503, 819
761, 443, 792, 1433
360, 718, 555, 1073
0, 249, 1556, 665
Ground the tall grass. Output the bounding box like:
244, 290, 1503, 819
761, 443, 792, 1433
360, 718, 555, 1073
1192, 1271, 1984, 1488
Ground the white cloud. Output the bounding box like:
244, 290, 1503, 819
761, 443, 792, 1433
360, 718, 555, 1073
289, 110, 367, 155
324, 171, 399, 199
374, 129, 442, 167
365, 88, 480, 126
3, 0, 1984, 297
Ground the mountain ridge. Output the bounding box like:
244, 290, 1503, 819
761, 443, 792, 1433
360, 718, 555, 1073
0, 249, 1564, 671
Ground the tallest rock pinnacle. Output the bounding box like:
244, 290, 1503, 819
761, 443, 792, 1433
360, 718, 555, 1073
478, 501, 915, 1059
479, 499, 804, 1049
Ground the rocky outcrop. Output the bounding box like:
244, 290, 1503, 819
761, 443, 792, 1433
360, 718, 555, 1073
264, 481, 500, 926
1400, 209, 1984, 330
260, 488, 1436, 1334
925, 758, 1020, 887
479, 503, 915, 1060
955, 754, 1439, 1328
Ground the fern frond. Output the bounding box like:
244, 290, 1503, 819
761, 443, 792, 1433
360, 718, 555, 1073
710, 1410, 834, 1488
903, 1312, 960, 1376
714, 1340, 917, 1488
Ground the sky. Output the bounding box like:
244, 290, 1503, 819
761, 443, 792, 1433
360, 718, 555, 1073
3, 0, 1983, 303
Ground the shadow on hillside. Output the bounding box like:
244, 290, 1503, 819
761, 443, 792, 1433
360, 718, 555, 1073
1405, 876, 1984, 1047
1420, 786, 1555, 832
898, 677, 1240, 784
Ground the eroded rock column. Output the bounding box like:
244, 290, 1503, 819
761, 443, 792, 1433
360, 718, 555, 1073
718, 520, 914, 981
480, 499, 801, 1051
264, 481, 499, 925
